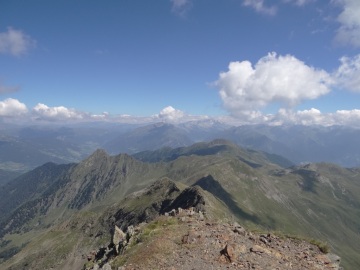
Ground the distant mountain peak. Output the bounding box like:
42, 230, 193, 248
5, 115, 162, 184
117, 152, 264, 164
80, 148, 109, 165
90, 148, 108, 157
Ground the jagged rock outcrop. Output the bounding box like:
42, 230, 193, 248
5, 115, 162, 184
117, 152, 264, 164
163, 186, 206, 213
112, 225, 126, 255
103, 178, 207, 232
85, 209, 342, 270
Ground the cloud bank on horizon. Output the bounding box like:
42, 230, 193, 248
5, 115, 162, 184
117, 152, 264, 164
1, 0, 360, 127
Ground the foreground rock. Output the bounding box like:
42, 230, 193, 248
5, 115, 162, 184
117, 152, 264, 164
85, 209, 342, 270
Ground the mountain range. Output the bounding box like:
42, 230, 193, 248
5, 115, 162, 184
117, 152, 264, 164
1, 121, 360, 177
0, 140, 359, 269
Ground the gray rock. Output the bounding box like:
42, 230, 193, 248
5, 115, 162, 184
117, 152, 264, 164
233, 223, 246, 236
198, 211, 205, 221
127, 225, 135, 237
113, 225, 127, 254
102, 263, 112, 270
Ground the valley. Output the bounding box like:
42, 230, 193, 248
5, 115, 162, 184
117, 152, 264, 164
0, 140, 359, 269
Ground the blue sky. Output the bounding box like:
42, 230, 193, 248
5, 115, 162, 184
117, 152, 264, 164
1, 0, 360, 126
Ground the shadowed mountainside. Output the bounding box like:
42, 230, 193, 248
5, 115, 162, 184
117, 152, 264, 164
0, 140, 359, 269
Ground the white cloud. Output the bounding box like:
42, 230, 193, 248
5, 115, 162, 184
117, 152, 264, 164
154, 106, 209, 123
243, 0, 277, 15
157, 106, 185, 121
276, 108, 360, 127
243, 0, 314, 15
0, 27, 36, 56
215, 52, 333, 119
273, 108, 330, 126
334, 0, 360, 47
332, 109, 360, 126
222, 107, 360, 127
334, 54, 360, 92
0, 98, 28, 117
170, 0, 192, 16
0, 98, 359, 128
90, 112, 110, 120
283, 0, 313, 6
32, 103, 85, 121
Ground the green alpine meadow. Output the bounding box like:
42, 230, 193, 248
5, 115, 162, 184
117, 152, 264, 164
0, 140, 359, 269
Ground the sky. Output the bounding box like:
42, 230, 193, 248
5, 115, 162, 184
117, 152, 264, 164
1, 0, 360, 126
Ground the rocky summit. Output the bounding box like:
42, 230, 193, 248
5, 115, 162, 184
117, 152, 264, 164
85, 208, 342, 270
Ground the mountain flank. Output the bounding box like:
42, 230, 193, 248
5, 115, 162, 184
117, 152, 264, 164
0, 140, 359, 269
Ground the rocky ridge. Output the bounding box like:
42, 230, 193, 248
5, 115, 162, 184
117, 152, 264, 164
2, 140, 358, 269
85, 208, 342, 270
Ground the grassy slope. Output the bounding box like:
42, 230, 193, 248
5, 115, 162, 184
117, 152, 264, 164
188, 159, 360, 269
1, 142, 359, 269
1, 178, 232, 269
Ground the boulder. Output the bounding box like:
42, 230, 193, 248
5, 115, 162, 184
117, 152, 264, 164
113, 225, 127, 254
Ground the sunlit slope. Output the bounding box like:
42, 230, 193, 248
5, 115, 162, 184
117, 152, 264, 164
0, 140, 359, 268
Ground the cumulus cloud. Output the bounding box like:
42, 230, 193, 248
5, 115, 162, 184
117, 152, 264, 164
0, 98, 28, 117
32, 103, 86, 121
271, 108, 360, 127
334, 0, 360, 47
243, 0, 277, 15
218, 107, 360, 127
215, 52, 333, 118
332, 109, 360, 126
334, 54, 360, 92
154, 106, 209, 123
1, 98, 360, 127
170, 0, 192, 16
272, 108, 329, 126
0, 27, 36, 56
157, 106, 185, 121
